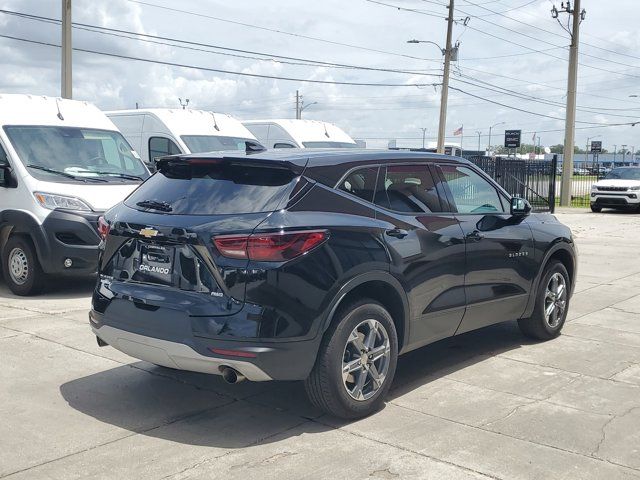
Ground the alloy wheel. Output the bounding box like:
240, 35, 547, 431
544, 272, 567, 328
342, 319, 391, 401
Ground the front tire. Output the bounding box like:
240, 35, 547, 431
518, 260, 570, 340
2, 235, 45, 296
305, 300, 398, 419
590, 205, 601, 212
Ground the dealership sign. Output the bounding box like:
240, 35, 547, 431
504, 130, 522, 148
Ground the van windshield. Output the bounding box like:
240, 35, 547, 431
4, 126, 149, 183
181, 135, 254, 153
301, 141, 358, 148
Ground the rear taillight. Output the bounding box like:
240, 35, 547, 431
213, 230, 328, 262
97, 216, 110, 240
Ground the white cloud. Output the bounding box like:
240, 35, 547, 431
0, 0, 639, 149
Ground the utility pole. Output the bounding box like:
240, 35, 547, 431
437, 0, 455, 154
295, 90, 301, 119
61, 0, 72, 99
553, 0, 585, 206
613, 144, 617, 165
420, 128, 428, 149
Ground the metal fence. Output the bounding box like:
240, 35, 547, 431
465, 155, 557, 212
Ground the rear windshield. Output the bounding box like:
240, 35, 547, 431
125, 163, 298, 215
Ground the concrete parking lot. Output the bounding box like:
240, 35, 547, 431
1, 209, 639, 479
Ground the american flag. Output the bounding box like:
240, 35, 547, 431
453, 126, 463, 136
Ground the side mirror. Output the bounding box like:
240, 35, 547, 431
510, 197, 531, 216
0, 164, 17, 188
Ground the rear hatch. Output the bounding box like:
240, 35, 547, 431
99, 155, 308, 319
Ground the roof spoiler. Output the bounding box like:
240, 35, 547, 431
245, 140, 266, 154
155, 154, 307, 175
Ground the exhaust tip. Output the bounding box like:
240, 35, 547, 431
220, 366, 246, 384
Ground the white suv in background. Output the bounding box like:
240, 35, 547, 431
590, 167, 640, 212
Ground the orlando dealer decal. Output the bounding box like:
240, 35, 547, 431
139, 264, 170, 275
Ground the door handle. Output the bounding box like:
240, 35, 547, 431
385, 228, 409, 239
465, 230, 484, 242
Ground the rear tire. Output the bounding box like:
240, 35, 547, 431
590, 205, 602, 213
2, 235, 45, 296
518, 260, 570, 340
305, 299, 398, 419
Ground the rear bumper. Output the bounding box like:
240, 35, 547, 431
92, 324, 272, 381
90, 310, 320, 381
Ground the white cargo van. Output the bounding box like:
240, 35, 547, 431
0, 94, 150, 295
107, 109, 259, 170
242, 119, 357, 149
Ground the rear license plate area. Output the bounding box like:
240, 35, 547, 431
137, 243, 175, 281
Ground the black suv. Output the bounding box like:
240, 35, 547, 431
90, 150, 576, 418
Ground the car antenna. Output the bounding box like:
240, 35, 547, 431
324, 123, 330, 138
210, 112, 220, 131
55, 98, 64, 120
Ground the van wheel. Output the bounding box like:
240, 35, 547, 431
518, 260, 570, 340
304, 300, 398, 419
2, 235, 45, 296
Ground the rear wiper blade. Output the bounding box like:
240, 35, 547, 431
89, 172, 144, 181
26, 164, 107, 182
135, 200, 173, 212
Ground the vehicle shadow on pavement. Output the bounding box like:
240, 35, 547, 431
58, 320, 535, 448
0, 276, 95, 300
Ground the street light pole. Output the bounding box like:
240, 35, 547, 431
488, 122, 505, 155
61, 0, 72, 99
554, 0, 585, 206
476, 131, 482, 153
421, 128, 428, 149
437, 0, 455, 154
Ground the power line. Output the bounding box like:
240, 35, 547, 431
0, 34, 439, 87
0, 9, 443, 78
458, 0, 640, 70
448, 84, 639, 125
127, 0, 442, 63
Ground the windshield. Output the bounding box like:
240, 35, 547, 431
181, 135, 254, 153
604, 168, 640, 181
4, 126, 149, 183
301, 141, 358, 149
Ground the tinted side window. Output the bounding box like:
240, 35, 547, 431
149, 136, 181, 163
338, 167, 378, 203
374, 164, 441, 213
439, 165, 505, 214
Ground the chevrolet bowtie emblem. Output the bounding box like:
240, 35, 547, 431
139, 228, 159, 238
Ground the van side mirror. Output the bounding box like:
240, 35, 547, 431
510, 197, 531, 216
0, 164, 17, 188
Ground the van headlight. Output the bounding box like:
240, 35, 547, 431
33, 192, 92, 211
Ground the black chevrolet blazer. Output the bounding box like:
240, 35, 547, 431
90, 149, 576, 418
